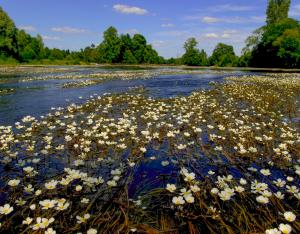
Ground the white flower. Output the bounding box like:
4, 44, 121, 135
166, 184, 176, 193
239, 178, 247, 185
140, 147, 146, 153
260, 169, 271, 176
107, 180, 117, 187
56, 201, 70, 211
256, 195, 269, 204
81, 198, 90, 204
211, 188, 219, 194
286, 185, 299, 194
31, 217, 55, 230
45, 228, 56, 234
294, 192, 300, 200
286, 176, 294, 182
208, 170, 215, 175
24, 184, 34, 193
111, 169, 122, 175
218, 188, 235, 201
23, 166, 34, 174
261, 190, 272, 198
172, 196, 185, 205
190, 185, 200, 193
184, 172, 195, 182
22, 217, 33, 225
176, 144, 186, 150
39, 200, 57, 210
87, 228, 97, 234
184, 195, 195, 203
235, 186, 245, 193
0, 204, 13, 215
35, 190, 42, 196
161, 161, 169, 166
180, 188, 192, 197
45, 180, 58, 190
8, 179, 20, 187
76, 185, 83, 191
273, 179, 286, 188
65, 135, 72, 142
16, 198, 26, 206
76, 214, 90, 224
284, 211, 296, 222
265, 228, 281, 234
278, 223, 292, 234
274, 191, 284, 199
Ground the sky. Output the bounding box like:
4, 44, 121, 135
1, 0, 300, 58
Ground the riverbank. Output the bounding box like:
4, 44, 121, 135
1, 64, 300, 73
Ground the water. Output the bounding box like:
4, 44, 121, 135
4, 67, 290, 197
0, 67, 248, 125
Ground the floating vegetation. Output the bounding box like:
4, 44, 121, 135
0, 74, 299, 233
0, 88, 15, 96
19, 69, 237, 83
62, 80, 101, 88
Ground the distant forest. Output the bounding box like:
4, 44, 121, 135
0, 0, 299, 68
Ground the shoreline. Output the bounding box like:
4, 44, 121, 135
1, 64, 300, 73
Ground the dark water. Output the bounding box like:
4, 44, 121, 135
0, 68, 247, 125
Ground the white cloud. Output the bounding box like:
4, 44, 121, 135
42, 35, 61, 41
200, 16, 265, 24
221, 33, 231, 39
51, 27, 87, 34
161, 23, 175, 28
113, 4, 148, 15
202, 16, 220, 23
156, 30, 190, 37
19, 25, 36, 32
290, 4, 300, 16
200, 29, 249, 42
204, 33, 219, 39
209, 4, 255, 12
151, 40, 168, 48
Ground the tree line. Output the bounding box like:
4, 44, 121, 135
0, 0, 300, 68
0, 6, 164, 65
179, 0, 300, 68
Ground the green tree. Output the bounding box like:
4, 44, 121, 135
123, 49, 137, 64
143, 45, 159, 64
132, 34, 147, 63
182, 38, 207, 66
273, 28, 300, 67
82, 44, 99, 63
238, 51, 252, 67
98, 26, 121, 63
15, 30, 44, 62
249, 18, 300, 68
119, 34, 133, 62
0, 7, 18, 57
209, 43, 237, 67
0, 7, 165, 64
49, 48, 65, 60
266, 0, 291, 25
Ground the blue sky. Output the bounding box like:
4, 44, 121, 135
1, 0, 300, 58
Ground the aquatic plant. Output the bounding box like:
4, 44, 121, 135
0, 74, 299, 233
